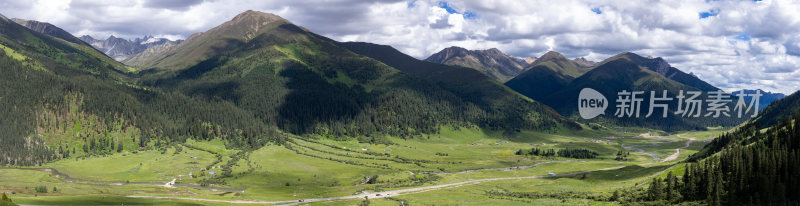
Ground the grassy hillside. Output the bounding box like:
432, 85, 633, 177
0, 13, 278, 165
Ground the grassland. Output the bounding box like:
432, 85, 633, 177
0, 125, 724, 205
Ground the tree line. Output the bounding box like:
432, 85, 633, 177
516, 147, 598, 159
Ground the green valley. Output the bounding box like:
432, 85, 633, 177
0, 6, 798, 206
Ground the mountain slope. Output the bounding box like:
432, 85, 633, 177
666, 87, 800, 205
0, 13, 275, 165
688, 89, 798, 161
750, 90, 800, 128
11, 18, 85, 45
425, 46, 528, 82
647, 110, 800, 204
504, 51, 591, 102
0, 16, 133, 79
130, 11, 290, 70
122, 40, 181, 67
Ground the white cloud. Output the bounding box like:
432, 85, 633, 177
0, 0, 799, 94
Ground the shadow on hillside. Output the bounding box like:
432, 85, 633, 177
276, 62, 367, 135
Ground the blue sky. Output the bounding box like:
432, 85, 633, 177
0, 0, 798, 94
699, 8, 719, 18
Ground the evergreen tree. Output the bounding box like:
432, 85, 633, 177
647, 177, 664, 201
665, 171, 677, 202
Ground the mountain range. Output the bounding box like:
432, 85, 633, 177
78, 34, 182, 61
502, 50, 758, 131
0, 10, 583, 165
130, 10, 577, 134
424, 46, 598, 83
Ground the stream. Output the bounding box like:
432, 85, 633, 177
0, 167, 244, 192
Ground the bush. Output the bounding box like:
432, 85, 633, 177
35, 185, 47, 193
1, 193, 11, 202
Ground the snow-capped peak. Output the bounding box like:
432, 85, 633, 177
140, 37, 162, 45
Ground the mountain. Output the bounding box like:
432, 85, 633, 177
127, 10, 293, 70
11, 18, 85, 45
730, 89, 785, 111
131, 10, 577, 137
425, 46, 528, 82
122, 40, 181, 68
600, 52, 719, 92
540, 52, 743, 131
79, 35, 182, 61
504, 51, 592, 102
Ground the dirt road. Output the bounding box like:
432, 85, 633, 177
661, 138, 695, 162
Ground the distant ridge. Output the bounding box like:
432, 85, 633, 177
731, 89, 785, 111
425, 46, 528, 82
79, 35, 182, 61
11, 18, 85, 45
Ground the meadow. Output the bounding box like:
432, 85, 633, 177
0, 125, 723, 205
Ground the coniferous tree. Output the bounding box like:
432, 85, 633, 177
647, 177, 664, 201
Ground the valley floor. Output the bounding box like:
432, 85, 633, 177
0, 126, 722, 205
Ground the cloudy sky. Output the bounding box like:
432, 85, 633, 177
1, 0, 799, 94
